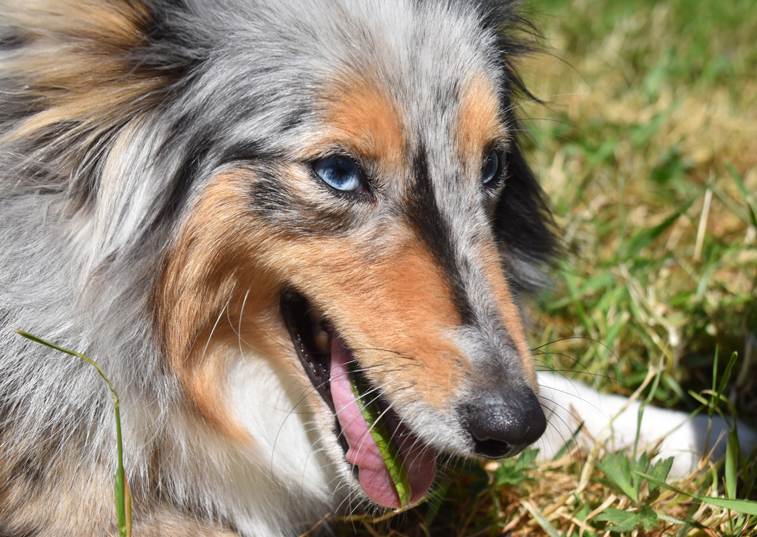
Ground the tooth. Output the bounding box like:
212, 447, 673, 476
314, 328, 329, 354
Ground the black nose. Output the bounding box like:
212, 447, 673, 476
464, 387, 546, 459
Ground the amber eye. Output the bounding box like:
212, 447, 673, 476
481, 150, 502, 186
313, 155, 364, 192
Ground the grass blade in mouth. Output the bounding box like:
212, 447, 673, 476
348, 364, 411, 507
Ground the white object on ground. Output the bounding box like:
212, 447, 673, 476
535, 371, 757, 476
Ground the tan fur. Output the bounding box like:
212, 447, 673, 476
0, 439, 114, 536
456, 76, 506, 162
317, 79, 405, 170
1, 0, 165, 142
289, 235, 470, 410
156, 172, 277, 443
157, 167, 470, 426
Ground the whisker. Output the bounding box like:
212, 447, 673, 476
198, 283, 236, 366
503, 92, 588, 113
532, 336, 621, 364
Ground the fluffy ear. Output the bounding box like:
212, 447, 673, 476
0, 0, 198, 211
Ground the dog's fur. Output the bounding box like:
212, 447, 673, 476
0, 1, 558, 535
1, 1, 752, 536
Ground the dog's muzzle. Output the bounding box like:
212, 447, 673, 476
280, 288, 546, 508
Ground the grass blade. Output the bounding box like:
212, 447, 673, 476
349, 365, 411, 507
11, 329, 131, 537
727, 164, 757, 228
725, 428, 738, 499
522, 501, 562, 537
636, 472, 757, 516
622, 197, 695, 259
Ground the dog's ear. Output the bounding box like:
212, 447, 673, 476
476, 0, 560, 290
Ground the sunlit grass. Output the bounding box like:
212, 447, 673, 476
522, 0, 757, 420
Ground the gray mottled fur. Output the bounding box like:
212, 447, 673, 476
0, 0, 555, 535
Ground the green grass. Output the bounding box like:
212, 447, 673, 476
523, 0, 757, 415
12, 329, 132, 537
331, 0, 757, 535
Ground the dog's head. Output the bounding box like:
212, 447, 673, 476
152, 0, 556, 508
3, 0, 556, 513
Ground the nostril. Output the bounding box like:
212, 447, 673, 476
465, 388, 546, 459
470, 437, 512, 458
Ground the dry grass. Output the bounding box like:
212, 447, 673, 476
522, 0, 757, 416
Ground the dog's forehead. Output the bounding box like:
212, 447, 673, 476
208, 0, 506, 160
314, 68, 503, 160
298, 1, 507, 179
313, 1, 505, 143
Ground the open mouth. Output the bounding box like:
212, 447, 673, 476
280, 290, 437, 509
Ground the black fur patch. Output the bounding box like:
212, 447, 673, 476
497, 135, 557, 259
404, 147, 476, 325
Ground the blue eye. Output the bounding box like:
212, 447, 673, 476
481, 150, 502, 185
313, 155, 364, 193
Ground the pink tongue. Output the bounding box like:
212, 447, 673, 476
330, 336, 437, 508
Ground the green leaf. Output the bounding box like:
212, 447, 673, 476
494, 447, 538, 487
548, 272, 615, 311
717, 352, 738, 403
597, 506, 659, 533
581, 138, 619, 165
637, 472, 757, 516
727, 164, 757, 228
637, 506, 660, 531
718, 350, 736, 393
114, 473, 125, 534
349, 366, 411, 507
113, 470, 131, 537
646, 457, 674, 493
597, 453, 637, 501
522, 502, 562, 537
725, 428, 738, 499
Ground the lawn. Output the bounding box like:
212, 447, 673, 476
332, 0, 757, 535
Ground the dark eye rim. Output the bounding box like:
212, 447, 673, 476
310, 153, 374, 200
481, 147, 506, 190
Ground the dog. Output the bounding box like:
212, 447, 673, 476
0, 1, 752, 536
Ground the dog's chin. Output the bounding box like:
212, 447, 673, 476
280, 290, 437, 509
